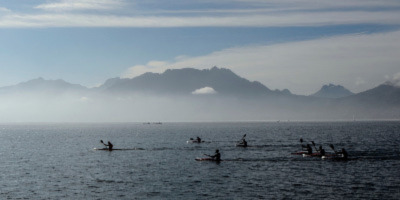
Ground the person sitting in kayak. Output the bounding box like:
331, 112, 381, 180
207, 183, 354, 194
238, 139, 248, 147
211, 149, 221, 161
197, 137, 202, 143
319, 145, 325, 157
306, 144, 313, 154
103, 141, 113, 151
242, 139, 248, 147
339, 148, 348, 159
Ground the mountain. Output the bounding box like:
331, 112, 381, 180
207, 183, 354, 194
99, 67, 290, 97
311, 84, 354, 98
0, 77, 88, 95
0, 68, 399, 121
343, 83, 400, 106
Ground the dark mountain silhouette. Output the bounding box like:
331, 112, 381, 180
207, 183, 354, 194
311, 84, 354, 98
99, 67, 289, 97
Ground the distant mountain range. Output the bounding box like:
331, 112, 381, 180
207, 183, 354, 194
0, 77, 87, 95
0, 67, 399, 121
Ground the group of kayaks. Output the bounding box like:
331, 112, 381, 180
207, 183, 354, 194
193, 136, 350, 162
96, 136, 350, 162
291, 138, 349, 161
192, 134, 248, 162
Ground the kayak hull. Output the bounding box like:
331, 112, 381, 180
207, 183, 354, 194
303, 153, 335, 157
187, 140, 204, 143
291, 151, 308, 155
195, 158, 221, 162
93, 148, 144, 151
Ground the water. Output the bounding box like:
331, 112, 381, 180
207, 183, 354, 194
0, 121, 399, 199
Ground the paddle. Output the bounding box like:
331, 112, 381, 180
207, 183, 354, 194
311, 141, 319, 152
100, 140, 110, 148
237, 134, 246, 144
241, 134, 246, 141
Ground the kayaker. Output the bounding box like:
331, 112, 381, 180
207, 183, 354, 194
103, 141, 113, 151
306, 144, 313, 154
339, 148, 348, 159
319, 145, 325, 156
211, 149, 221, 161
242, 139, 248, 147
197, 137, 201, 143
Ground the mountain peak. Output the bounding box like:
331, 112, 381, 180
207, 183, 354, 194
311, 83, 354, 98
101, 67, 284, 97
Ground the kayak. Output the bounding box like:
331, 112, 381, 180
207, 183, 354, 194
236, 143, 248, 147
93, 148, 145, 151
322, 154, 349, 161
291, 151, 308, 155
195, 157, 221, 162
302, 152, 321, 157
303, 153, 335, 158
187, 140, 204, 143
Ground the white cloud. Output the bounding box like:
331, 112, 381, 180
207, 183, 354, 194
122, 61, 169, 78
192, 87, 217, 95
0, 0, 399, 27
122, 30, 400, 95
389, 72, 400, 87
0, 7, 11, 13
1, 9, 400, 27
35, 0, 125, 11
230, 0, 400, 10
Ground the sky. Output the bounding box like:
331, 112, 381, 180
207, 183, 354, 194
0, 0, 400, 95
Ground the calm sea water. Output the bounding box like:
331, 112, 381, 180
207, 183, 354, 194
0, 121, 399, 199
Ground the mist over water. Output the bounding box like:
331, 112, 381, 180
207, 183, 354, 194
0, 91, 398, 122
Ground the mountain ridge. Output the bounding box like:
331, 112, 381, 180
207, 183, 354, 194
99, 67, 289, 97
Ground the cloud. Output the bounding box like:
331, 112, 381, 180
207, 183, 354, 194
0, 7, 11, 13
122, 30, 400, 95
388, 72, 400, 87
1, 11, 400, 28
1, 0, 400, 27
79, 97, 90, 102
192, 87, 217, 95
35, 0, 125, 11
122, 61, 169, 78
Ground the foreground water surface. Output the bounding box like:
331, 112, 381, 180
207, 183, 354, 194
0, 121, 399, 199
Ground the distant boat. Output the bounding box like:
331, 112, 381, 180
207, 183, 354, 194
143, 122, 162, 125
